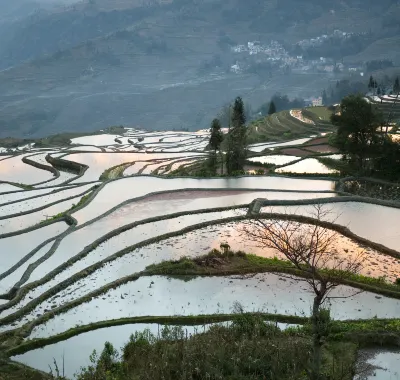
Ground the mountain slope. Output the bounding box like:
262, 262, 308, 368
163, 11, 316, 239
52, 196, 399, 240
0, 0, 399, 138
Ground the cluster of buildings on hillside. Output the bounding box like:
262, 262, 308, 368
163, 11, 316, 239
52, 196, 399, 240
296, 29, 359, 49
229, 36, 364, 75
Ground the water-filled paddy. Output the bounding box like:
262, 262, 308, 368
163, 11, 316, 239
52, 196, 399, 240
2, 191, 336, 316
66, 152, 206, 182
0, 196, 77, 235
0, 154, 55, 185
0, 222, 68, 276
67, 146, 103, 152
0, 186, 77, 205
36, 171, 79, 187
259, 202, 400, 251
73, 176, 335, 224
0, 183, 22, 193
276, 158, 338, 174
248, 138, 313, 152
70, 134, 122, 146
0, 184, 94, 217
27, 273, 400, 339
247, 155, 301, 166
355, 349, 400, 380
0, 241, 54, 294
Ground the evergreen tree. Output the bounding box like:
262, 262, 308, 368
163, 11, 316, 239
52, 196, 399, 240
208, 119, 223, 174
368, 75, 374, 92
373, 79, 378, 94
377, 87, 381, 96
268, 101, 276, 115
322, 90, 328, 105
209, 119, 223, 153
394, 77, 400, 94
226, 97, 247, 175
331, 95, 384, 171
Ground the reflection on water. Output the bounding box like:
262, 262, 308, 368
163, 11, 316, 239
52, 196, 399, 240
260, 202, 400, 251
276, 158, 338, 174
28, 273, 400, 341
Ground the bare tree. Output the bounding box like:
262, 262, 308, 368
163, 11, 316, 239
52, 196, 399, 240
240, 205, 365, 380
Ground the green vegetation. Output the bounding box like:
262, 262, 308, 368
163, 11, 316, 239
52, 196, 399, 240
226, 97, 248, 175
340, 179, 400, 201
268, 100, 277, 115
0, 360, 52, 380
9, 182, 35, 190
208, 118, 224, 175
74, 315, 356, 380
38, 189, 96, 224
304, 107, 332, 121
246, 109, 335, 145
144, 250, 400, 294
331, 94, 400, 181
99, 162, 132, 180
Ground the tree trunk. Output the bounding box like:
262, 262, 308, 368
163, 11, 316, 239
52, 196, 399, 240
310, 295, 323, 380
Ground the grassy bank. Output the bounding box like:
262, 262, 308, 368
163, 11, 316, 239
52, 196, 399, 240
144, 249, 400, 297
0, 359, 51, 380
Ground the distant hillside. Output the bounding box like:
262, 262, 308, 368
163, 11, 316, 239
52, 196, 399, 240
0, 0, 399, 138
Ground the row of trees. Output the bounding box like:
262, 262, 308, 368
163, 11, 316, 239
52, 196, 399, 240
208, 97, 248, 176
367, 75, 399, 96
258, 94, 304, 116
331, 94, 400, 180
322, 74, 400, 105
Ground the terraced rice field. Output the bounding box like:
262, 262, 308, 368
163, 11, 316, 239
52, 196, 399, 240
1, 127, 400, 379
247, 107, 336, 145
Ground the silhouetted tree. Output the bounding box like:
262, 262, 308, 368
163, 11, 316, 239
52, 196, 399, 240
268, 101, 277, 115
208, 119, 224, 174
331, 94, 384, 171
226, 97, 247, 175
241, 205, 364, 380
368, 75, 374, 92
322, 90, 328, 105
394, 77, 400, 94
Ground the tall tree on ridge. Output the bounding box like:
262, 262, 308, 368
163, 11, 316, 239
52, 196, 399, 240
208, 118, 224, 175
268, 100, 277, 115
226, 96, 247, 175
394, 77, 400, 94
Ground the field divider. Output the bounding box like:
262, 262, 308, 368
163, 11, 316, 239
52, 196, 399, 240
1, 211, 399, 341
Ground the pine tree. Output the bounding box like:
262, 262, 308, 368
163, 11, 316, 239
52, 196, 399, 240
268, 101, 276, 115
322, 90, 328, 105
208, 119, 223, 174
226, 97, 247, 175
394, 77, 400, 94
368, 75, 374, 92
373, 79, 378, 94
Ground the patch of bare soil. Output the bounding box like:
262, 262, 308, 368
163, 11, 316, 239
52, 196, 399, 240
194, 254, 230, 269
303, 137, 329, 145
280, 148, 311, 156
303, 144, 339, 153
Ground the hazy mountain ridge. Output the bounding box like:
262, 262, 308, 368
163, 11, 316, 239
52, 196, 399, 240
0, 0, 399, 138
